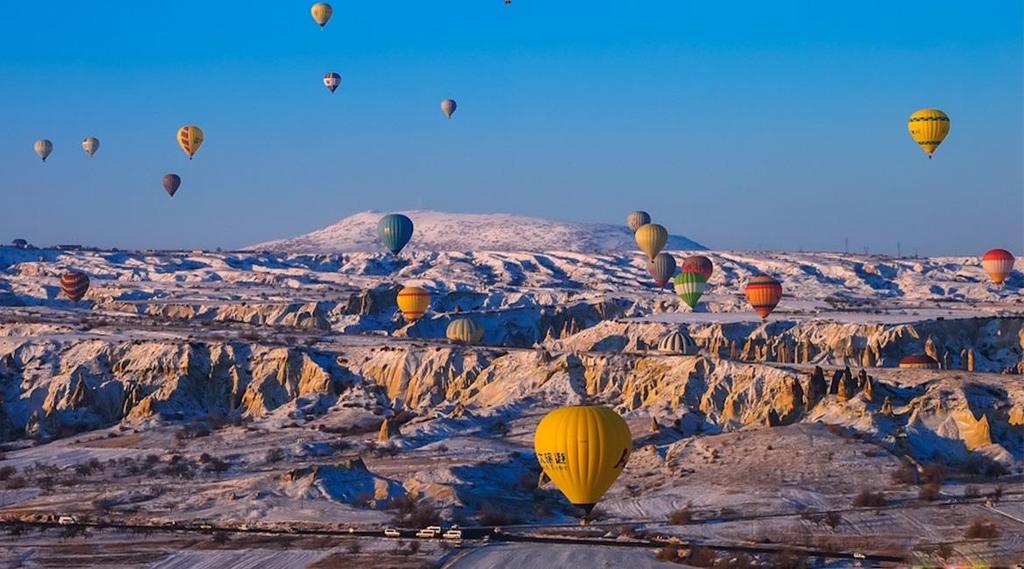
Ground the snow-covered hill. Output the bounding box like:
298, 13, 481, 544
253, 210, 705, 253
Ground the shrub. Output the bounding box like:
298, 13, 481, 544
853, 490, 887, 507
891, 457, 919, 485
346, 540, 362, 554
919, 482, 941, 501
667, 505, 693, 524
824, 511, 842, 530
0, 466, 16, 481
921, 464, 945, 486
964, 519, 999, 539
687, 546, 718, 567
479, 505, 522, 526
654, 545, 681, 562
263, 448, 285, 464
963, 485, 979, 498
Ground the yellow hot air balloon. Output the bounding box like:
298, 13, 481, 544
534, 405, 632, 516
635, 223, 668, 260
397, 286, 430, 322
177, 125, 204, 160
907, 108, 950, 158
311, 2, 333, 28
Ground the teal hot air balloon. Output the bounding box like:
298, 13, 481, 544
647, 253, 676, 287
377, 214, 414, 255
673, 271, 707, 309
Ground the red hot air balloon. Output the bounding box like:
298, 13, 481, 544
745, 275, 782, 320
60, 271, 90, 302
681, 255, 713, 281
982, 249, 1014, 285
899, 354, 939, 370
162, 174, 181, 198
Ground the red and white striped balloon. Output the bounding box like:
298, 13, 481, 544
982, 249, 1014, 285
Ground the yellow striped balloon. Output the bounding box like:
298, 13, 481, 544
177, 125, 204, 160
446, 318, 484, 343
907, 109, 950, 158
397, 286, 430, 322
634, 223, 668, 260
311, 3, 333, 27
534, 406, 632, 516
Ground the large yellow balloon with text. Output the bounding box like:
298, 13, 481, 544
534, 405, 631, 516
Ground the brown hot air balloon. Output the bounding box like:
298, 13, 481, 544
744, 275, 782, 320
60, 271, 90, 302
162, 174, 181, 197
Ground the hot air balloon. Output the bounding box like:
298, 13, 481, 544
378, 214, 414, 255
647, 253, 676, 287
534, 406, 631, 516
673, 271, 707, 309
34, 139, 53, 162
635, 223, 667, 260
397, 286, 430, 322
162, 174, 182, 198
324, 72, 341, 93
982, 249, 1014, 285
745, 275, 782, 320
311, 2, 333, 27
447, 318, 484, 343
82, 137, 100, 157
899, 354, 938, 370
177, 125, 204, 160
681, 255, 713, 281
440, 99, 457, 119
60, 271, 90, 302
908, 109, 950, 159
626, 211, 651, 233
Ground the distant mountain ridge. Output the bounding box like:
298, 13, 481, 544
253, 210, 706, 253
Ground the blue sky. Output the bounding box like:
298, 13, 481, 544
1, 1, 1020, 254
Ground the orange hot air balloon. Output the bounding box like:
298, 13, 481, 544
745, 275, 782, 320
397, 286, 430, 322
981, 249, 1014, 285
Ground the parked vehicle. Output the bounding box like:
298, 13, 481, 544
57, 516, 77, 525
442, 528, 462, 540
416, 528, 437, 538
383, 527, 400, 538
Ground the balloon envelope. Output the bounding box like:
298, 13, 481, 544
673, 271, 708, 309
82, 137, 100, 157
534, 406, 631, 515
899, 354, 939, 370
324, 72, 341, 93
162, 174, 182, 197
647, 253, 676, 287
378, 214, 414, 255
982, 249, 1014, 285
681, 255, 713, 280
60, 271, 90, 302
440, 99, 457, 118
34, 139, 53, 162
907, 109, 950, 158
626, 211, 651, 232
446, 318, 484, 343
177, 125, 204, 159
634, 224, 668, 260
311, 2, 333, 27
397, 286, 430, 322
745, 275, 783, 320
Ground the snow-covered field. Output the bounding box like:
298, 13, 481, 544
0, 213, 1021, 568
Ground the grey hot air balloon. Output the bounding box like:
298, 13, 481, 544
35, 139, 53, 162
162, 174, 182, 198
440, 99, 457, 119
82, 137, 100, 157
627, 211, 651, 232
647, 252, 677, 287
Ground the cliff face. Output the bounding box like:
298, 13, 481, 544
3, 331, 1019, 470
